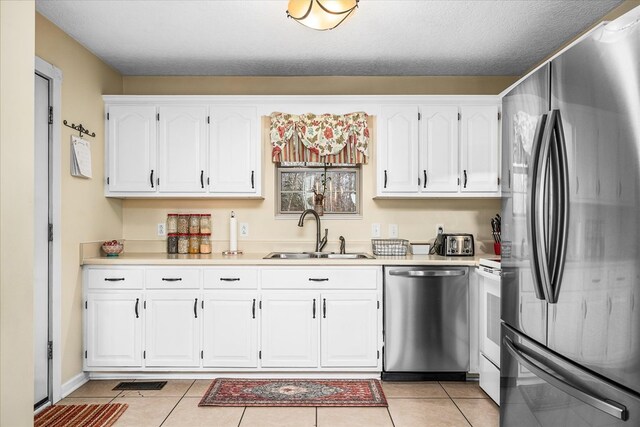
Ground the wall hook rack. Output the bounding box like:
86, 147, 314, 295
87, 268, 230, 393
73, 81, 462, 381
63, 120, 96, 138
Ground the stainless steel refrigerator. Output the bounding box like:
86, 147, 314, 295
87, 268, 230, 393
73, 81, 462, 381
500, 8, 640, 426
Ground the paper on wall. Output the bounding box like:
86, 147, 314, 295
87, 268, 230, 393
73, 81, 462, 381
71, 135, 92, 178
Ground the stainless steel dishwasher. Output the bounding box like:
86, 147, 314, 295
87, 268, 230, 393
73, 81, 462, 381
382, 266, 469, 380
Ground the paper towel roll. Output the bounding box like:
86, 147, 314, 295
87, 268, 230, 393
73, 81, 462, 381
229, 211, 238, 252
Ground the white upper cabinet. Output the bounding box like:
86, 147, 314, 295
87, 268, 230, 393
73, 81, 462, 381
104, 98, 262, 198
107, 105, 157, 192
209, 106, 259, 194
379, 105, 420, 193
460, 105, 500, 193
158, 106, 208, 193
377, 100, 500, 197
420, 106, 460, 193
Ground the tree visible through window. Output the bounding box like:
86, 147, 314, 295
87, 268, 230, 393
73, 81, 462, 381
278, 165, 360, 215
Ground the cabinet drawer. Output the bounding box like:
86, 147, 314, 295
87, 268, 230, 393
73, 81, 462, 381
203, 268, 258, 289
261, 268, 378, 289
146, 268, 200, 289
87, 268, 144, 290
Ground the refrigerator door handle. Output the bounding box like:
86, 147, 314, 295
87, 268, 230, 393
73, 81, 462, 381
547, 110, 570, 303
527, 113, 552, 301
504, 336, 628, 421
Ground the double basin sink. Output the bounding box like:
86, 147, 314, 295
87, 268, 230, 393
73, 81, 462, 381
264, 252, 375, 260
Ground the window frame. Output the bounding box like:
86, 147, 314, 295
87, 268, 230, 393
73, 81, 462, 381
275, 165, 362, 219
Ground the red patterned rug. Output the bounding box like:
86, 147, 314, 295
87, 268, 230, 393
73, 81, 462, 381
199, 378, 387, 407
34, 403, 128, 427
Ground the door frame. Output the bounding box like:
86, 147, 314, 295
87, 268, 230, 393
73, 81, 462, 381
34, 56, 62, 404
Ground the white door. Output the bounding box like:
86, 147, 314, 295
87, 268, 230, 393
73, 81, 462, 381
379, 105, 419, 193
420, 106, 459, 193
158, 106, 208, 193
261, 292, 319, 368
107, 105, 157, 192
460, 105, 499, 193
34, 72, 50, 406
210, 106, 258, 193
202, 292, 258, 367
145, 291, 201, 367
85, 292, 142, 367
320, 293, 378, 367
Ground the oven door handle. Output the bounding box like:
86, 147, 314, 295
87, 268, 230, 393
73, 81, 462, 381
504, 336, 628, 421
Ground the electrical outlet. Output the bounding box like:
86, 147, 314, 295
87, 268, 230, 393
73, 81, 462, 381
371, 223, 381, 238
436, 224, 444, 235
389, 224, 399, 238
240, 222, 249, 237
157, 223, 166, 237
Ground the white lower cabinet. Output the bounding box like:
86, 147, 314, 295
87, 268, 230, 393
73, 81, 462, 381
145, 291, 201, 367
202, 292, 258, 368
320, 293, 378, 367
260, 292, 319, 368
85, 292, 143, 367
84, 266, 382, 372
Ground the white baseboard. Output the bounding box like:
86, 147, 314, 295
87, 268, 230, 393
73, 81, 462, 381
88, 371, 381, 380
61, 372, 90, 399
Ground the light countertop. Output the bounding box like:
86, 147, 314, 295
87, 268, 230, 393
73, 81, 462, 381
82, 251, 489, 266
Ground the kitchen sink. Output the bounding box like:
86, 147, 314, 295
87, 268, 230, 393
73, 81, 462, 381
321, 253, 375, 259
263, 252, 375, 260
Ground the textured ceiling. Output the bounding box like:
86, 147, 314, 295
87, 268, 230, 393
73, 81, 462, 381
35, 0, 624, 76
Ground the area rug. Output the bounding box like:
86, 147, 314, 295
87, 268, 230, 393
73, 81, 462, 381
34, 403, 128, 427
199, 378, 387, 407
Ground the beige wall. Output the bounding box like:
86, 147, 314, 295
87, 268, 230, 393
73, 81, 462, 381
1, 2, 35, 424
123, 117, 501, 253
35, 13, 124, 384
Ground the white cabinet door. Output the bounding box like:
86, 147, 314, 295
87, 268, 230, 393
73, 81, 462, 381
107, 105, 157, 193
261, 292, 319, 368
158, 106, 208, 193
379, 105, 419, 193
460, 105, 500, 193
202, 292, 258, 368
420, 106, 459, 193
210, 106, 258, 194
320, 293, 378, 367
145, 291, 201, 367
86, 292, 142, 367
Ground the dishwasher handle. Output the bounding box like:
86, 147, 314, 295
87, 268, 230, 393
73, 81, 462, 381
388, 269, 466, 277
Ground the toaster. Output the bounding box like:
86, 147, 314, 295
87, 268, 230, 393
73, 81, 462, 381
438, 233, 475, 256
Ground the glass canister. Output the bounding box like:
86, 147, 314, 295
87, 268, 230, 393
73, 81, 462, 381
177, 233, 189, 254
189, 214, 200, 234
200, 214, 211, 234
167, 233, 178, 254
189, 234, 200, 254
177, 214, 189, 234
167, 214, 178, 234
200, 233, 211, 254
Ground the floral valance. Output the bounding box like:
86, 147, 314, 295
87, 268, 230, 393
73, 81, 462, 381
270, 112, 369, 164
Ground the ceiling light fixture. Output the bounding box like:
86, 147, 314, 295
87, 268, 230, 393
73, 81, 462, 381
287, 0, 359, 31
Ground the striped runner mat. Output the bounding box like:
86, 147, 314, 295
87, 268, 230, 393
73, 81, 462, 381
35, 403, 128, 427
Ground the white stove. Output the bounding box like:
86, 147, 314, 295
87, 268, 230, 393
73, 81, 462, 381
476, 257, 501, 404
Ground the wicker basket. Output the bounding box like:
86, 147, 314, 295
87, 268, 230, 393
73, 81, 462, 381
371, 239, 409, 256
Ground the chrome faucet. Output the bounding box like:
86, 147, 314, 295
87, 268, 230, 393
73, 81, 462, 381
298, 209, 327, 252
339, 236, 346, 254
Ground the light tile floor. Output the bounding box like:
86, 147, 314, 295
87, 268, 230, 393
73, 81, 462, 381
58, 379, 499, 427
